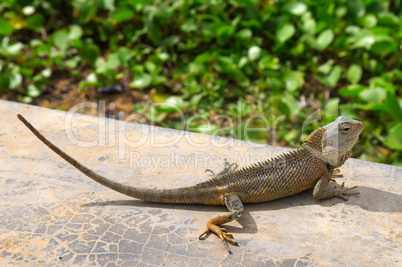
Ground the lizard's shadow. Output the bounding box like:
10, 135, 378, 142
82, 185, 400, 235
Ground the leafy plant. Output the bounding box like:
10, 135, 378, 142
0, 0, 400, 165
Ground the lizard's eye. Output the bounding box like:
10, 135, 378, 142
339, 123, 351, 134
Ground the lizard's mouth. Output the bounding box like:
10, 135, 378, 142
344, 124, 364, 143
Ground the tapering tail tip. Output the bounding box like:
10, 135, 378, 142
17, 114, 28, 123
17, 114, 31, 128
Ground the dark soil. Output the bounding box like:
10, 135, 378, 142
1, 71, 149, 119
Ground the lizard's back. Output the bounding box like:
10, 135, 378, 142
198, 147, 326, 204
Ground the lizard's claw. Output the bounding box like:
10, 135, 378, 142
338, 182, 359, 200
333, 168, 342, 176
199, 225, 238, 253
331, 168, 343, 182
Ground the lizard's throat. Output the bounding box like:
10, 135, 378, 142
324, 149, 352, 168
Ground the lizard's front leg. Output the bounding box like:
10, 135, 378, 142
199, 193, 244, 253
313, 172, 359, 200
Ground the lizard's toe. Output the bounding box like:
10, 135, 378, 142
219, 232, 238, 253
220, 232, 237, 245
199, 224, 238, 253
199, 229, 210, 240
339, 185, 359, 200
332, 168, 343, 178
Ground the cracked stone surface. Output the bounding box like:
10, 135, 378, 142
0, 100, 401, 266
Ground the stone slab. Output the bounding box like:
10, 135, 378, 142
0, 100, 401, 266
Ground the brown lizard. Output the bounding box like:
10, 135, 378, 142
17, 114, 363, 253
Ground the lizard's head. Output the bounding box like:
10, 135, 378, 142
322, 116, 363, 168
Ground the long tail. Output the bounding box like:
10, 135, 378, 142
17, 114, 217, 205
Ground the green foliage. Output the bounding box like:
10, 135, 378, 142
0, 0, 400, 164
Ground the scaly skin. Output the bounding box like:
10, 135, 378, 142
17, 114, 363, 253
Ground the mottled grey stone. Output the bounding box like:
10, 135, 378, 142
118, 239, 143, 254
0, 100, 401, 266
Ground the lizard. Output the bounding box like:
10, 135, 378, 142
17, 114, 363, 253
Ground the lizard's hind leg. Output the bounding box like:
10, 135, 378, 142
199, 193, 244, 253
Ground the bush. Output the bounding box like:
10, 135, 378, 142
0, 0, 400, 165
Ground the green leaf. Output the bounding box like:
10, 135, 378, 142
145, 61, 156, 73
157, 52, 170, 62
347, 0, 365, 17
149, 24, 161, 45
325, 98, 340, 117
105, 53, 120, 69
301, 14, 316, 34
68, 25, 83, 40
117, 47, 134, 63
370, 36, 397, 57
27, 14, 45, 29
276, 24, 295, 43
258, 55, 279, 70
284, 94, 300, 116
284, 71, 304, 92
386, 91, 402, 122
86, 73, 98, 83
130, 73, 152, 89
9, 72, 22, 89
359, 14, 377, 27
350, 30, 375, 49
359, 87, 386, 104
0, 72, 10, 89
236, 29, 252, 40
0, 18, 13, 35
103, 0, 115, 11
339, 85, 365, 97
384, 124, 402, 151
190, 93, 203, 107
318, 60, 334, 75
326, 66, 342, 88
41, 68, 52, 78
189, 62, 205, 74
27, 84, 41, 97
378, 12, 399, 26
111, 8, 134, 23
157, 96, 185, 113
76, 2, 98, 23
151, 75, 168, 86
152, 7, 170, 23
53, 30, 69, 50
248, 46, 261, 61
217, 25, 235, 45
82, 44, 100, 65
192, 124, 219, 135
315, 29, 334, 51
346, 64, 363, 84
17, 95, 32, 103
283, 2, 307, 15
181, 19, 197, 32
278, 99, 290, 117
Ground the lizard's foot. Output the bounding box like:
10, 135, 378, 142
336, 182, 359, 200
205, 158, 238, 177
330, 168, 343, 182
199, 193, 243, 253
199, 224, 238, 253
